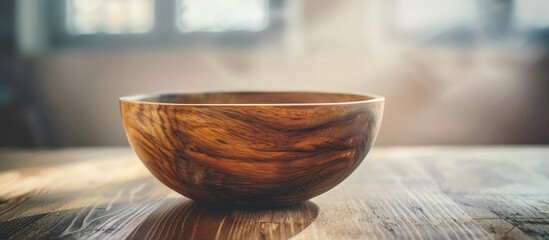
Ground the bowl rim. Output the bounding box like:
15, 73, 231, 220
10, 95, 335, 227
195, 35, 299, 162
119, 91, 384, 106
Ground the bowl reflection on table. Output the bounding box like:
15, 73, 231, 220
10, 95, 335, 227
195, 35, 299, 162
127, 199, 319, 240
120, 91, 384, 206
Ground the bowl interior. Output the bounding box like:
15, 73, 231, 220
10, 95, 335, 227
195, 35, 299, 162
121, 92, 379, 105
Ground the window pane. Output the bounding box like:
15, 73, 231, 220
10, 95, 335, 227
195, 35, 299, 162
177, 0, 269, 32
515, 0, 549, 28
66, 0, 153, 34
394, 0, 476, 34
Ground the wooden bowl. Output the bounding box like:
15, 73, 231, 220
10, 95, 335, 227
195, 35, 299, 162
120, 91, 384, 206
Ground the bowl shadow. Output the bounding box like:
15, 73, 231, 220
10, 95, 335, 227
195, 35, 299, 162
127, 199, 319, 240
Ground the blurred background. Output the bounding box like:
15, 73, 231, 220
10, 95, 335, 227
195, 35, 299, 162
1, 0, 548, 148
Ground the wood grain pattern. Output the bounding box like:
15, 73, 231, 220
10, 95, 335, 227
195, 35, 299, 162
120, 92, 384, 206
0, 147, 548, 239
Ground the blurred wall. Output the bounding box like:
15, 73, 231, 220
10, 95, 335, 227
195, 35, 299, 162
28, 0, 549, 146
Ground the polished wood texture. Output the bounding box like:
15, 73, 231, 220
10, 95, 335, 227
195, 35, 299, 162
120, 92, 384, 206
1, 147, 548, 239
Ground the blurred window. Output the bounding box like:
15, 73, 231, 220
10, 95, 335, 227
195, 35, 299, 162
385, 0, 549, 45
176, 0, 269, 32
23, 0, 286, 49
393, 0, 476, 36
66, 0, 154, 34
515, 0, 549, 28
66, 0, 270, 35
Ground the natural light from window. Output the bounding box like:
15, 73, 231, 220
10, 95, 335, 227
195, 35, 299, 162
66, 0, 154, 34
393, 0, 476, 35
515, 0, 549, 28
393, 0, 549, 35
176, 0, 269, 32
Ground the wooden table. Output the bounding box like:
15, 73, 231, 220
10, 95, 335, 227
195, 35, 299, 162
0, 147, 548, 239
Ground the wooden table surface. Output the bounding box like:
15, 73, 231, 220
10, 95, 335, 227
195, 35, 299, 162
0, 147, 548, 240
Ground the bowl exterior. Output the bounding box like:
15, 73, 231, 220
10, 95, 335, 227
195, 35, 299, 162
120, 100, 383, 206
